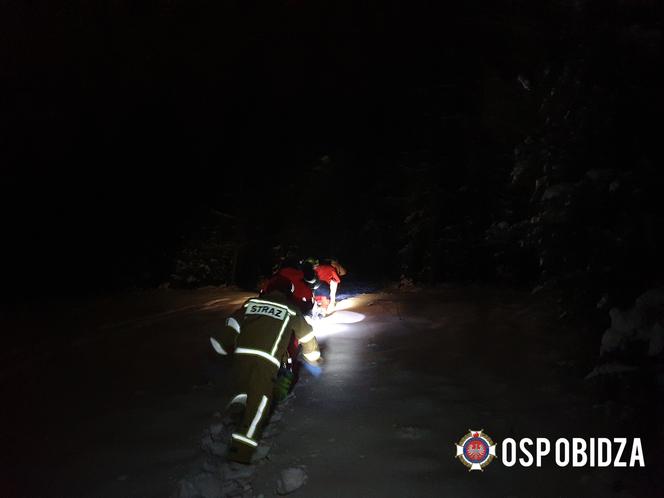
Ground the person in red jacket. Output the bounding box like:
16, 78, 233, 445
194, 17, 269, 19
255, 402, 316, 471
261, 258, 314, 315
308, 258, 342, 315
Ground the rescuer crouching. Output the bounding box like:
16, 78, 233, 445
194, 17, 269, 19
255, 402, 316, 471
209, 276, 321, 464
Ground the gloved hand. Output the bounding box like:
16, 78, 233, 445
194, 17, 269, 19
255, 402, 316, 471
302, 360, 323, 378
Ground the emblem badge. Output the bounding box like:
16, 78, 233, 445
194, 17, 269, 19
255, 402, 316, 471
455, 429, 497, 471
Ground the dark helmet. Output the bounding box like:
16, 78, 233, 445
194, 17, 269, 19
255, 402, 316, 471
304, 276, 320, 290
301, 261, 320, 289
303, 256, 319, 267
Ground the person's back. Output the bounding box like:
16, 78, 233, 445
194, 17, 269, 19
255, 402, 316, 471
210, 282, 321, 463
236, 290, 309, 363
315, 264, 340, 285
279, 267, 314, 313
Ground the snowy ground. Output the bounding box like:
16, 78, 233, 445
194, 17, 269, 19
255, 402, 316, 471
1, 286, 658, 497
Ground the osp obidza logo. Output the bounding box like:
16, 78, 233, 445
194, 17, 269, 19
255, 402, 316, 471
455, 429, 497, 471
454, 430, 646, 471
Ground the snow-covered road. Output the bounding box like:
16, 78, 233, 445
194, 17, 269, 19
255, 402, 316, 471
1, 287, 655, 497
250, 291, 652, 497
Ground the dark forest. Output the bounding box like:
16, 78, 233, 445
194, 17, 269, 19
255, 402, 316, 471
1, 0, 663, 496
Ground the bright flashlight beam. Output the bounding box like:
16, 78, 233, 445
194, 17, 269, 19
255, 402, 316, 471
311, 321, 349, 339
334, 298, 361, 312
308, 311, 366, 339
324, 310, 365, 324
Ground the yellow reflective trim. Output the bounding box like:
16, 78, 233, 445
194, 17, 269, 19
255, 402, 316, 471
226, 317, 241, 334
299, 331, 316, 344
304, 350, 321, 362
232, 433, 258, 447
228, 393, 247, 406
210, 337, 227, 355
270, 316, 290, 356
235, 347, 280, 367
247, 395, 268, 438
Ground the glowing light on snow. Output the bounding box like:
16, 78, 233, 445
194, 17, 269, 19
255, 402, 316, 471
201, 298, 231, 309
309, 310, 365, 339
334, 297, 364, 311
311, 321, 349, 339
200, 294, 254, 310
325, 310, 365, 324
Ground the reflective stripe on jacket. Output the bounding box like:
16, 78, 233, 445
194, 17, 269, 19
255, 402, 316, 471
212, 290, 320, 367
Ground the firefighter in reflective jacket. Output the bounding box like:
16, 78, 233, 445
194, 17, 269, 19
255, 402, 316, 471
209, 276, 321, 464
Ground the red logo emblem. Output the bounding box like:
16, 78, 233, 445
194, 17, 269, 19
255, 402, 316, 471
455, 430, 496, 471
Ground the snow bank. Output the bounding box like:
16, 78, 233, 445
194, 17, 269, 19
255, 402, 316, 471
599, 288, 664, 358
276, 467, 307, 495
